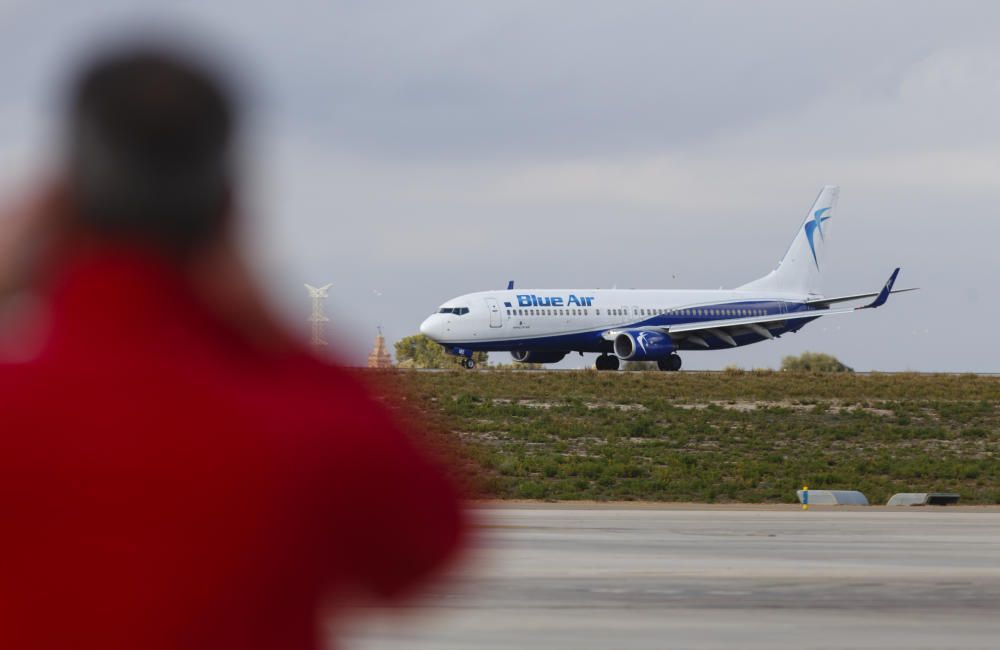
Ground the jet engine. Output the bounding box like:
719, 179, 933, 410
613, 330, 674, 361
510, 350, 568, 364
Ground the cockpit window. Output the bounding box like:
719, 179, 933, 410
438, 307, 470, 315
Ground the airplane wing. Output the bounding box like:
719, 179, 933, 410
638, 268, 908, 348
805, 286, 918, 308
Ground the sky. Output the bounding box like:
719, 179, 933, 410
0, 0, 998, 371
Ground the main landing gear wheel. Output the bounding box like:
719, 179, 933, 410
595, 355, 620, 371
657, 355, 682, 372
461, 358, 476, 369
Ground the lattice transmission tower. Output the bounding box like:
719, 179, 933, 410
304, 283, 332, 350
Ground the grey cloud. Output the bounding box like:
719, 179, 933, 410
0, 1, 998, 371
241, 1, 999, 160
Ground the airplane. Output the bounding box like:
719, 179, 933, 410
419, 186, 915, 370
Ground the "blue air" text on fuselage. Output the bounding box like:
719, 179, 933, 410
517, 294, 595, 307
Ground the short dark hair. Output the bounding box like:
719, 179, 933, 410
66, 46, 236, 254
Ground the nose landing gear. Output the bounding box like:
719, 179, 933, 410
460, 358, 477, 369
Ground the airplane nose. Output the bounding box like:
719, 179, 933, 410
420, 315, 439, 340
421, 313, 453, 342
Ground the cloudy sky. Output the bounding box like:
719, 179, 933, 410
1, 1, 998, 371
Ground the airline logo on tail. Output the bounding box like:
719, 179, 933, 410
804, 207, 832, 269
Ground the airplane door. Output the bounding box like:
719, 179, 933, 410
485, 297, 502, 328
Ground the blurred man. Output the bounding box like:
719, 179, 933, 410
0, 45, 465, 650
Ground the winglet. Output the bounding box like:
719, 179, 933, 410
507, 280, 515, 290
863, 268, 900, 309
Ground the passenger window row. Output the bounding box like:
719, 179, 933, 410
502, 306, 773, 319
654, 307, 769, 318
506, 309, 589, 317
628, 307, 769, 318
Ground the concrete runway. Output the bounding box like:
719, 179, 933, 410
339, 505, 1000, 649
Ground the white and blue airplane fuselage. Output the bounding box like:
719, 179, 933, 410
419, 186, 913, 370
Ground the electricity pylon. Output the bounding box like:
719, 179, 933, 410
304, 283, 332, 350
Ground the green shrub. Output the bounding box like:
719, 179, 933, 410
781, 352, 854, 373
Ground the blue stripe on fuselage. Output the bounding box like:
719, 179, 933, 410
452, 300, 818, 353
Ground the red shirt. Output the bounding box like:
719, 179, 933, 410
0, 250, 464, 650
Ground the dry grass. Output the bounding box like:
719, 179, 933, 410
367, 370, 1000, 504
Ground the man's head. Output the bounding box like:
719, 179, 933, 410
64, 46, 236, 256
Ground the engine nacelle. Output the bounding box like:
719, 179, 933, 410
510, 350, 568, 364
613, 330, 674, 361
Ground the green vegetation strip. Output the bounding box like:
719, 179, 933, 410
373, 370, 1000, 504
